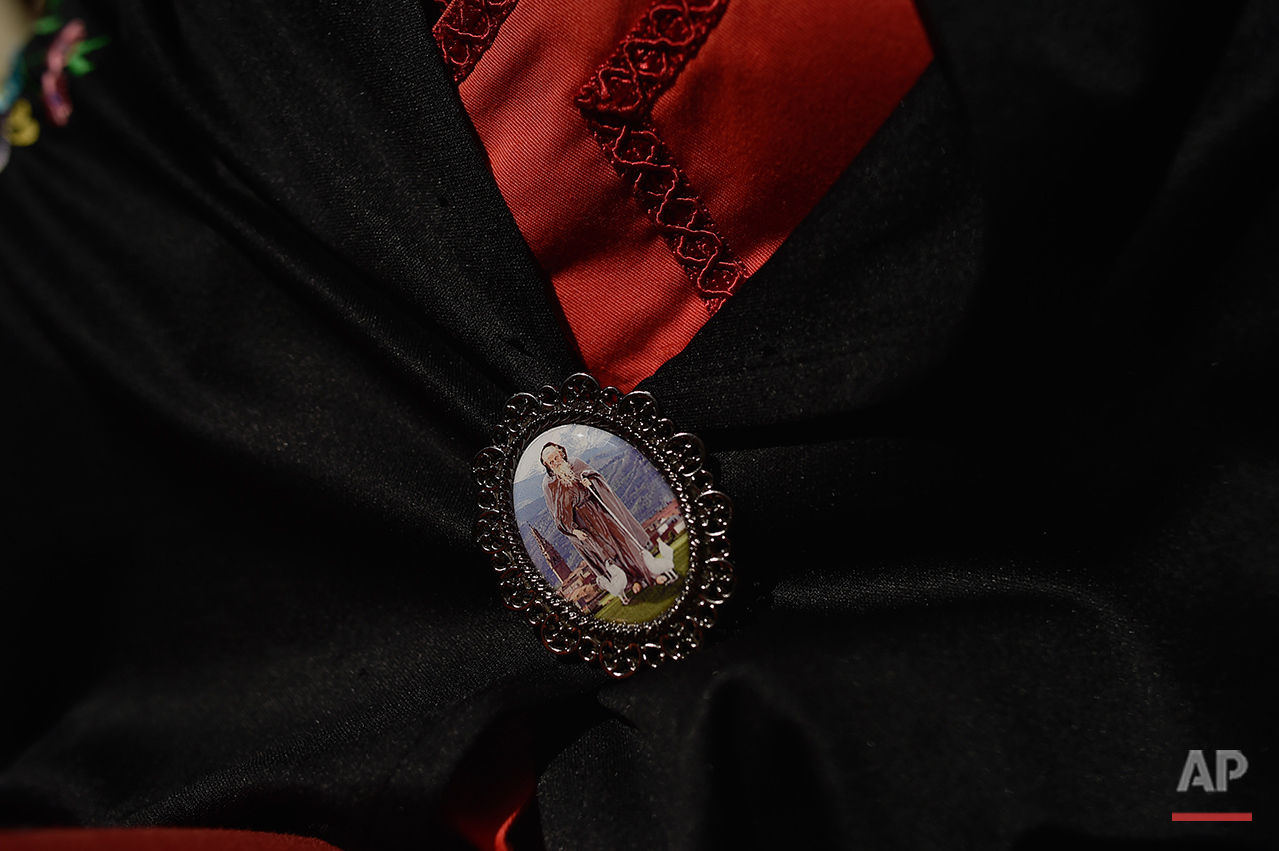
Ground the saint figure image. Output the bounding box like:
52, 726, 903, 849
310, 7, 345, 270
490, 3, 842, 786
540, 441, 660, 604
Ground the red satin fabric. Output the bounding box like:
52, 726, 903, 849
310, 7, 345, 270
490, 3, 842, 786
450, 0, 933, 390
438, 715, 537, 851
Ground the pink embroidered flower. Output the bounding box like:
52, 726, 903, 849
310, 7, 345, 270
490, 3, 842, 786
41, 18, 86, 127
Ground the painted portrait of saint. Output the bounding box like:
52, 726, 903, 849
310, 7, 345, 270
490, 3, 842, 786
540, 441, 677, 604
513, 424, 687, 622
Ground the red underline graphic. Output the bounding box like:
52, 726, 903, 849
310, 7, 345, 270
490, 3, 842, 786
1171, 813, 1253, 822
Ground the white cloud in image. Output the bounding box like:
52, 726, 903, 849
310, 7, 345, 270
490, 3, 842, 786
514, 424, 625, 483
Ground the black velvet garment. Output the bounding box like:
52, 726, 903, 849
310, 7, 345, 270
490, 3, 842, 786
2, 1, 1276, 849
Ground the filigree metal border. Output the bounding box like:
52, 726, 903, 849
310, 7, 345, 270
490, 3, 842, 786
474, 373, 734, 678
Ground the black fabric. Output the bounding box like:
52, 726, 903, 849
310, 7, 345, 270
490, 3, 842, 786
2, 1, 1276, 849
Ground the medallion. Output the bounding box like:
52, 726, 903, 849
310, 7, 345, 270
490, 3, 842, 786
474, 374, 734, 677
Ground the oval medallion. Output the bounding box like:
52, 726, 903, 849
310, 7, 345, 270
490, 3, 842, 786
474, 374, 734, 677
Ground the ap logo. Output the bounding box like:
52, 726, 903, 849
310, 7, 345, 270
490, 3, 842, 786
1177, 750, 1248, 793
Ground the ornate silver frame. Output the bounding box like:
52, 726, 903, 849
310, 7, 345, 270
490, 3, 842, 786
474, 373, 734, 677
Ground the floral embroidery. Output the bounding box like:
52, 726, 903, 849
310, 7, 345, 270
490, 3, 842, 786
41, 17, 85, 126
1, 49, 32, 169
1, 49, 24, 112
0, 0, 108, 172
3, 97, 38, 145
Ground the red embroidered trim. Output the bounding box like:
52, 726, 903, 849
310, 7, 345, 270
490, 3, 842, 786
433, 0, 519, 84
577, 0, 727, 118
575, 0, 745, 308
581, 117, 743, 304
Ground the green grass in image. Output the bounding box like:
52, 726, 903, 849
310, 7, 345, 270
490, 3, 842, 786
594, 532, 690, 625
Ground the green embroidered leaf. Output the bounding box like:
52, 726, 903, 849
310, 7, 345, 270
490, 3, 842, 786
78, 35, 110, 55
66, 35, 109, 76
32, 16, 61, 35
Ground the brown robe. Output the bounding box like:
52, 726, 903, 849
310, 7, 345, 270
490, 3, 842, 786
543, 458, 653, 588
